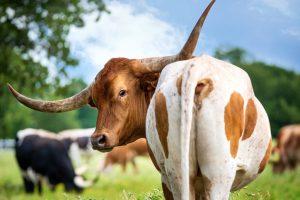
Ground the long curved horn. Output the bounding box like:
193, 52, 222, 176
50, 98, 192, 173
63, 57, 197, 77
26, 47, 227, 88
7, 84, 91, 113
139, 0, 215, 72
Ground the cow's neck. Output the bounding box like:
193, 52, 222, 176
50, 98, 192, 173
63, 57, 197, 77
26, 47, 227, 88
138, 89, 157, 138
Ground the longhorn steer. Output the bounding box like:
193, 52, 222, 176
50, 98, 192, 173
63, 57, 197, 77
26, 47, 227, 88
272, 125, 300, 173
15, 129, 93, 194
8, 0, 271, 199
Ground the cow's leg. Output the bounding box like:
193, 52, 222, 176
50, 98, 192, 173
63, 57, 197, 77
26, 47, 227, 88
101, 158, 111, 173
162, 181, 174, 200
121, 161, 127, 172
199, 172, 234, 200
49, 184, 56, 192
195, 144, 235, 200
102, 158, 110, 170
131, 159, 139, 173
22, 176, 34, 193
195, 146, 235, 200
194, 101, 237, 200
37, 179, 42, 195
194, 164, 234, 200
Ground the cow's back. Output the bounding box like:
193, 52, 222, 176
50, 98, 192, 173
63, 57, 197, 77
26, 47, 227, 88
146, 55, 272, 197
127, 139, 148, 156
277, 125, 300, 149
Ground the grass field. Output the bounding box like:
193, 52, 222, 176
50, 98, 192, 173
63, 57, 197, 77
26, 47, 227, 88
0, 149, 299, 200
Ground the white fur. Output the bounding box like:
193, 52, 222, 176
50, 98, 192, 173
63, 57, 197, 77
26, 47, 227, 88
58, 128, 95, 139
74, 176, 92, 188
16, 128, 57, 146
146, 55, 272, 200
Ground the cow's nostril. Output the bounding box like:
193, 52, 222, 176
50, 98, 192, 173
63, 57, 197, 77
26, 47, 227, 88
97, 135, 106, 146
91, 134, 107, 149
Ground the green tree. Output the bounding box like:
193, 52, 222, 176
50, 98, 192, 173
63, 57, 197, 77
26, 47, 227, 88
0, 0, 106, 138
215, 47, 300, 136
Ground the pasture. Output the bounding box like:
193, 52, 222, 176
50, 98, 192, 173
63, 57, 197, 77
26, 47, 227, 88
0, 149, 299, 200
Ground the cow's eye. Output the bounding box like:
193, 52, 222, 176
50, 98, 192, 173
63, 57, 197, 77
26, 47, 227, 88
119, 89, 127, 97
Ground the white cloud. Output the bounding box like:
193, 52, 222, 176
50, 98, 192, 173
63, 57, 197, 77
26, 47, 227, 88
262, 0, 292, 17
251, 0, 295, 18
282, 27, 300, 40
68, 1, 185, 80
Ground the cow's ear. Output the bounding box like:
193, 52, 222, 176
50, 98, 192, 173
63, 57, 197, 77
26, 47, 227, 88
88, 96, 97, 108
139, 72, 160, 93
131, 59, 159, 93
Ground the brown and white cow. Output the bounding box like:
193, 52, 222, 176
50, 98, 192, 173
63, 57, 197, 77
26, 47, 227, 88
272, 124, 300, 173
146, 55, 272, 199
101, 138, 148, 172
7, 0, 271, 199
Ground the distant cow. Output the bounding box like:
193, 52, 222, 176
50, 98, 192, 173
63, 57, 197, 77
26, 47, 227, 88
102, 139, 148, 172
272, 125, 300, 173
58, 128, 95, 170
15, 129, 93, 194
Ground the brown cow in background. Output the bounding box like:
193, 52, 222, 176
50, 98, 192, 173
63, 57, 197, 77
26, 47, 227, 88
272, 124, 300, 173
101, 139, 148, 172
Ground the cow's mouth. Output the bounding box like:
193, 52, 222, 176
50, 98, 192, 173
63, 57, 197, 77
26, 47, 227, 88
92, 146, 114, 153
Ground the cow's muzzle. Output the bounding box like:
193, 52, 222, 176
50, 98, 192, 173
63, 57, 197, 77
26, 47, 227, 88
91, 133, 114, 152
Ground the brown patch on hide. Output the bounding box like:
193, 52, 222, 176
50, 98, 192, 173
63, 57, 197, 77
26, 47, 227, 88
162, 182, 174, 200
202, 175, 212, 199
147, 144, 160, 172
242, 99, 257, 140
258, 139, 272, 173
176, 75, 183, 96
194, 78, 213, 109
155, 92, 169, 158
231, 168, 246, 191
224, 92, 245, 158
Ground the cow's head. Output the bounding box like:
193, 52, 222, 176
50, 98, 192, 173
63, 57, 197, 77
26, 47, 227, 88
8, 0, 215, 152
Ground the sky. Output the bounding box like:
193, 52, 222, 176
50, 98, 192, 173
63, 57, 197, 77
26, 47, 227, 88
67, 0, 300, 83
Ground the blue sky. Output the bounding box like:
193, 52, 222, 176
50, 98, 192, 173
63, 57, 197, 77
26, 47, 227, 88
67, 0, 300, 83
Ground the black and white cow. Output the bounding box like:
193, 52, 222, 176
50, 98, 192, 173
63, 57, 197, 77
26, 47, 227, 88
15, 128, 93, 194
58, 128, 95, 173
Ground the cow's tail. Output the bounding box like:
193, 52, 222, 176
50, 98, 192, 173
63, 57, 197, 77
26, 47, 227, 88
180, 64, 199, 200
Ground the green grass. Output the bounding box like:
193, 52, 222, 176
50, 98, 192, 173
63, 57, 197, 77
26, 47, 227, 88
0, 150, 299, 200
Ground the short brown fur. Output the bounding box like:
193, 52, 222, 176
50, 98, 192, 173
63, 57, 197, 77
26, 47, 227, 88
202, 175, 212, 199
176, 75, 183, 96
147, 144, 161, 172
224, 92, 245, 158
162, 182, 174, 200
194, 78, 213, 109
91, 58, 159, 148
258, 139, 272, 173
155, 92, 169, 158
242, 99, 257, 140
